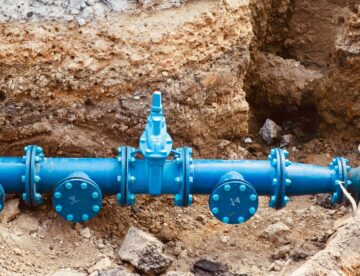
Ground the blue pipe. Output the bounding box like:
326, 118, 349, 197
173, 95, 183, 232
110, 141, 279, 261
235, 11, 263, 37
0, 91, 356, 224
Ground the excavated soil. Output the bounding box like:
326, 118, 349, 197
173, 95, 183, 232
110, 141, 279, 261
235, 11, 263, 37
0, 0, 359, 275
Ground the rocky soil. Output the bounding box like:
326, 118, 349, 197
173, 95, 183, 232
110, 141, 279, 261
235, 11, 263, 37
0, 0, 359, 275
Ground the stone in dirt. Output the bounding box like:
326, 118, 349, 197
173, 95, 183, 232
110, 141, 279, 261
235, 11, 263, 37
259, 119, 282, 144
88, 257, 113, 273
0, 198, 20, 223
80, 227, 92, 239
118, 226, 172, 274
261, 222, 291, 245
192, 259, 240, 276
272, 244, 291, 259
51, 268, 86, 276
166, 272, 194, 276
97, 267, 140, 276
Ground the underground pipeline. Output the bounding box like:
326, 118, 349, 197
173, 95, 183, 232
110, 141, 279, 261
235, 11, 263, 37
0, 158, 341, 196
0, 91, 356, 224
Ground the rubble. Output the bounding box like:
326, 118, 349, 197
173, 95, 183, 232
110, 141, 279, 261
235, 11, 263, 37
261, 222, 291, 245
259, 119, 282, 144
0, 199, 20, 223
80, 227, 92, 239
118, 226, 172, 274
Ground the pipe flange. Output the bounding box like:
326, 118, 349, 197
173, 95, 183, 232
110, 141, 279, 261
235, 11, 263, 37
268, 148, 292, 209
209, 175, 258, 224
117, 146, 136, 207
52, 172, 102, 222
174, 147, 193, 207
22, 145, 44, 207
329, 157, 351, 204
0, 184, 5, 212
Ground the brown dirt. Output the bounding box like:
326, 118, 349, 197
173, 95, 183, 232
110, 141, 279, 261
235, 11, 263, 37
0, 0, 359, 275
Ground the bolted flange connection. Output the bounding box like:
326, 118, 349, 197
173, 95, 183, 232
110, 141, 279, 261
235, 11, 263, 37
268, 148, 292, 209
22, 145, 44, 207
329, 157, 351, 204
52, 172, 102, 222
209, 171, 258, 224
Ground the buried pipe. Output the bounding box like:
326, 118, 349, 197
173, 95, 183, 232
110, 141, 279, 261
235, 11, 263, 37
0, 92, 358, 223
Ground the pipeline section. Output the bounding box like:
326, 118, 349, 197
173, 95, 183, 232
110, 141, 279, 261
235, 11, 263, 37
0, 92, 357, 224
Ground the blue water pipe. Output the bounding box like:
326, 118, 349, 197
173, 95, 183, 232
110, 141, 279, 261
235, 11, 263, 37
0, 91, 358, 223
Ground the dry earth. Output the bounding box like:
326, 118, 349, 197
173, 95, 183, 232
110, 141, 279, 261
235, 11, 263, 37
0, 0, 359, 275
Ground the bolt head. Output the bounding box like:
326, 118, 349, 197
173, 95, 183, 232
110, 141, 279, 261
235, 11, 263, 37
117, 175, 121, 182
272, 159, 277, 166
54, 192, 62, 199
35, 175, 41, 183
286, 179, 292, 186
21, 175, 25, 182
222, 216, 229, 223
82, 214, 89, 221
55, 205, 62, 212
272, 178, 278, 186
92, 192, 99, 199
116, 193, 122, 201
237, 216, 245, 223
284, 196, 290, 204
22, 193, 27, 201
92, 205, 100, 212
239, 185, 246, 192
212, 207, 219, 215
188, 194, 193, 205
224, 184, 231, 192
35, 193, 41, 201
212, 194, 219, 201
65, 182, 72, 190
66, 214, 74, 221
81, 182, 88, 190
250, 194, 257, 201
249, 207, 256, 215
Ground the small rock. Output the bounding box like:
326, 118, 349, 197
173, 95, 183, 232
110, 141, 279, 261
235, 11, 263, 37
77, 18, 87, 26
220, 235, 230, 244
118, 226, 172, 274
47, 210, 57, 219
14, 247, 23, 256
195, 215, 207, 225
261, 222, 291, 245
281, 134, 297, 146
166, 272, 194, 276
259, 119, 282, 144
52, 268, 86, 276
272, 244, 291, 259
0, 199, 20, 223
98, 267, 139, 276
80, 227, 92, 239
158, 227, 175, 243
192, 259, 231, 275
88, 257, 113, 273
244, 137, 253, 144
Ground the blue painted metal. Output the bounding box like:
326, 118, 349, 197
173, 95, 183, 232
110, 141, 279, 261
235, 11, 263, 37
52, 172, 102, 222
209, 171, 258, 224
0, 91, 357, 224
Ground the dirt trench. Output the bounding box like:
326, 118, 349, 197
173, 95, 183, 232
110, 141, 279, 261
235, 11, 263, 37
0, 0, 359, 275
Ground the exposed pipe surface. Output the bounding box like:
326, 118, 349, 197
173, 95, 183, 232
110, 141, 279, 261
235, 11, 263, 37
0, 92, 358, 223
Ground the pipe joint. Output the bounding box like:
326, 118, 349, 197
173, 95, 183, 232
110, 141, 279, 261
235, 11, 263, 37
209, 171, 258, 224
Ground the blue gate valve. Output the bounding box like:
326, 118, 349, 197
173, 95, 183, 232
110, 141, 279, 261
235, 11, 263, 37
0, 91, 358, 224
